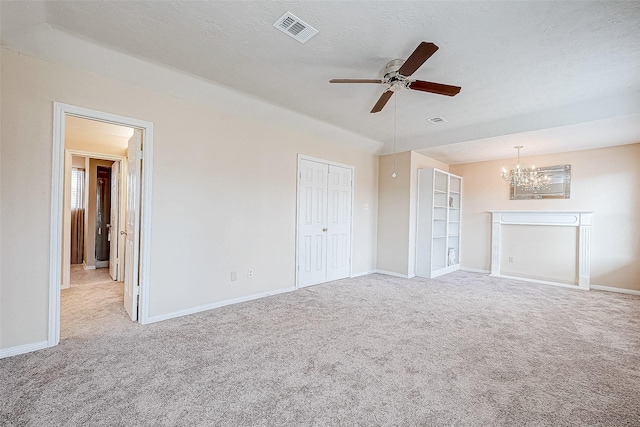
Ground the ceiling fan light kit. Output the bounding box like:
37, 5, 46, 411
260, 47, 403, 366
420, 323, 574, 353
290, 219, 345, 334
329, 41, 462, 113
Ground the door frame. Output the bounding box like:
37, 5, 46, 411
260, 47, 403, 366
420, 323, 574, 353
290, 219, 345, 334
62, 149, 126, 288
49, 102, 154, 348
295, 154, 355, 289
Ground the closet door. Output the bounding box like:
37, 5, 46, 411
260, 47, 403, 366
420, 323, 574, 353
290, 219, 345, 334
297, 159, 328, 287
326, 165, 352, 281
297, 158, 354, 288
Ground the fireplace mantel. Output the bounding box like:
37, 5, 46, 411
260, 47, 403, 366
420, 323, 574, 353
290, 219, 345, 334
489, 211, 593, 289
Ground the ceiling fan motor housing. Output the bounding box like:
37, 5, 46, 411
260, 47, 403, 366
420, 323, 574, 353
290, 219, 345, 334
383, 59, 406, 84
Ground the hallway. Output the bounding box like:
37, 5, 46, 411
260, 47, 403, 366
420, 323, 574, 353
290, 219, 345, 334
69, 265, 115, 287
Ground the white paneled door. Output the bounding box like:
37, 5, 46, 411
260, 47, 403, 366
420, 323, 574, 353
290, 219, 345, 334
297, 158, 353, 288
109, 161, 120, 281
124, 130, 142, 321
326, 165, 352, 281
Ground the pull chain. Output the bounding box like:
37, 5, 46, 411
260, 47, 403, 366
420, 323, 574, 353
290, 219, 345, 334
392, 92, 397, 178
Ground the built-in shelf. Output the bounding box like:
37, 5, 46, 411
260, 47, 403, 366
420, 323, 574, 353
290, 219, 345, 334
416, 168, 463, 279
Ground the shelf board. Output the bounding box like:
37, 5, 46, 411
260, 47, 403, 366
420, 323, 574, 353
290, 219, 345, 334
449, 234, 459, 237
433, 235, 446, 239
434, 189, 447, 194
434, 205, 448, 208
450, 207, 460, 210
433, 218, 446, 221
450, 191, 460, 194
448, 220, 460, 223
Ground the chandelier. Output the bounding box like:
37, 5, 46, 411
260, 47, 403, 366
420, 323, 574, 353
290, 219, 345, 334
501, 146, 551, 191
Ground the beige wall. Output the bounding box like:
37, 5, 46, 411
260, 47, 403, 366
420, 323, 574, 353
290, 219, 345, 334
376, 152, 411, 275
71, 155, 85, 168
0, 48, 379, 349
501, 225, 578, 284
450, 144, 640, 290
376, 151, 448, 276
66, 131, 128, 157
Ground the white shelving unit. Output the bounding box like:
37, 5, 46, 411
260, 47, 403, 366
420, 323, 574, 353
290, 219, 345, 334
416, 168, 463, 278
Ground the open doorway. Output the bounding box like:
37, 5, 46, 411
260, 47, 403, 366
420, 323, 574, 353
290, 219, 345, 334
49, 103, 154, 349
65, 151, 124, 288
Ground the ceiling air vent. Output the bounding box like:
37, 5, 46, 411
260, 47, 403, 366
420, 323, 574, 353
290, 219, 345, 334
428, 116, 448, 125
273, 12, 318, 43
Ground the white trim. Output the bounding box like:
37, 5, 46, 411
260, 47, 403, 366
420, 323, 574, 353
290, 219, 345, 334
295, 154, 355, 289
297, 154, 355, 170
50, 103, 154, 348
0, 341, 49, 359
82, 262, 96, 270
430, 264, 460, 278
492, 273, 585, 291
461, 267, 491, 274
350, 270, 376, 278
590, 285, 640, 296
375, 269, 411, 279
146, 287, 296, 324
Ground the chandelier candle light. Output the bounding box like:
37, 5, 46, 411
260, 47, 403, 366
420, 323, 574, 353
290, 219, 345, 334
501, 146, 551, 191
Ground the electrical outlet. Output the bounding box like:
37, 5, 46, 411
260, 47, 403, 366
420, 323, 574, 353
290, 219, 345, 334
508, 257, 514, 263
230, 271, 238, 281
247, 269, 254, 278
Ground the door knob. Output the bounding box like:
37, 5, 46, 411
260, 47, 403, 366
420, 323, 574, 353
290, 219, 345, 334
322, 228, 328, 232
120, 231, 127, 235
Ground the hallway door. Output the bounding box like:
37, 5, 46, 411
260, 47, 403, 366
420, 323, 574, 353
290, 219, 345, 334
109, 161, 121, 281
124, 130, 142, 321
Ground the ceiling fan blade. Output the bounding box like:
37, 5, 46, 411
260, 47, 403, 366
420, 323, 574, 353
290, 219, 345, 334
408, 80, 461, 96
398, 42, 439, 77
371, 90, 394, 113
329, 79, 384, 84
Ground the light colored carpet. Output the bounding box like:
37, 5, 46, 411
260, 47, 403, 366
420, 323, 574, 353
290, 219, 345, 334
69, 264, 115, 287
1, 271, 639, 426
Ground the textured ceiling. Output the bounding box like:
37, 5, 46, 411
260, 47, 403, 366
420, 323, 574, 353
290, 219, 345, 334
2, 1, 640, 162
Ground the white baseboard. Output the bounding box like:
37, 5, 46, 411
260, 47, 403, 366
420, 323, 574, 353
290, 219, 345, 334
590, 285, 640, 296
145, 286, 297, 324
461, 267, 491, 274
0, 340, 49, 359
82, 262, 96, 270
350, 270, 376, 278
491, 273, 585, 291
374, 269, 411, 279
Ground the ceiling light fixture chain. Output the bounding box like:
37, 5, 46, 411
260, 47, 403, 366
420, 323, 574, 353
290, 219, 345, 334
392, 91, 397, 178
501, 146, 551, 191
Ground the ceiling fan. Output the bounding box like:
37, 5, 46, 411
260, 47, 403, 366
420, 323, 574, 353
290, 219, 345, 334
329, 42, 461, 113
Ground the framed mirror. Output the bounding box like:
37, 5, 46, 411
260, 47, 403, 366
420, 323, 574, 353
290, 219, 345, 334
510, 164, 571, 200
